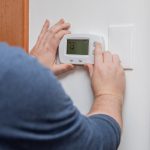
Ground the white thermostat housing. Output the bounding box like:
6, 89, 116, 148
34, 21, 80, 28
59, 34, 105, 64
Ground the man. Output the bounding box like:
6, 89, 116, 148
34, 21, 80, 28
0, 19, 125, 150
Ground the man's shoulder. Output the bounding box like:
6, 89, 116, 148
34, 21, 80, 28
0, 42, 56, 88
0, 42, 43, 72
0, 42, 9, 49
0, 43, 28, 66
0, 42, 57, 100
0, 42, 23, 54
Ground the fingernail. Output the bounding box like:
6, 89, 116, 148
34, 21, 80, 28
71, 65, 75, 69
45, 19, 49, 25
65, 23, 70, 27
67, 31, 71, 34
96, 42, 101, 46
97, 42, 103, 50
60, 18, 65, 23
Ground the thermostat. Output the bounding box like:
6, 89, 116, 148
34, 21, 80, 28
59, 34, 105, 64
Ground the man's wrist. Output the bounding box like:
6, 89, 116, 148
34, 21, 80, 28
88, 94, 124, 129
95, 94, 124, 107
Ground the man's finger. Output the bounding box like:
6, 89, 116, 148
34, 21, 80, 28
38, 30, 51, 49
103, 51, 113, 63
50, 19, 67, 33
39, 20, 50, 39
38, 20, 50, 41
54, 19, 65, 26
113, 54, 121, 64
54, 64, 75, 75
94, 42, 103, 65
55, 30, 71, 40
84, 64, 94, 78
51, 23, 71, 34
35, 20, 50, 49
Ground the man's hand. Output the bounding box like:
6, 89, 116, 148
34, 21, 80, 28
86, 43, 125, 99
85, 42, 125, 128
30, 19, 75, 75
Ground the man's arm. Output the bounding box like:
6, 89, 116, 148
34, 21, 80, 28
86, 43, 125, 129
0, 42, 123, 150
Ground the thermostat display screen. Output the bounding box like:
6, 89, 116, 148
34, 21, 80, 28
67, 39, 89, 55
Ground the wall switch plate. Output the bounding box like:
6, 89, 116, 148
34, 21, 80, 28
108, 24, 135, 70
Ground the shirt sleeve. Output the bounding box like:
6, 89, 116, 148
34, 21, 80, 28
0, 43, 121, 150
87, 114, 121, 150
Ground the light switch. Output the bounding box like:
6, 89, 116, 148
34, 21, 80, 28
108, 24, 135, 69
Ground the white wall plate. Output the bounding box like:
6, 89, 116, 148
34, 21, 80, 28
108, 24, 135, 70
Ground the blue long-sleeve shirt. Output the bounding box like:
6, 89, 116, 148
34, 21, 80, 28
0, 43, 121, 150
